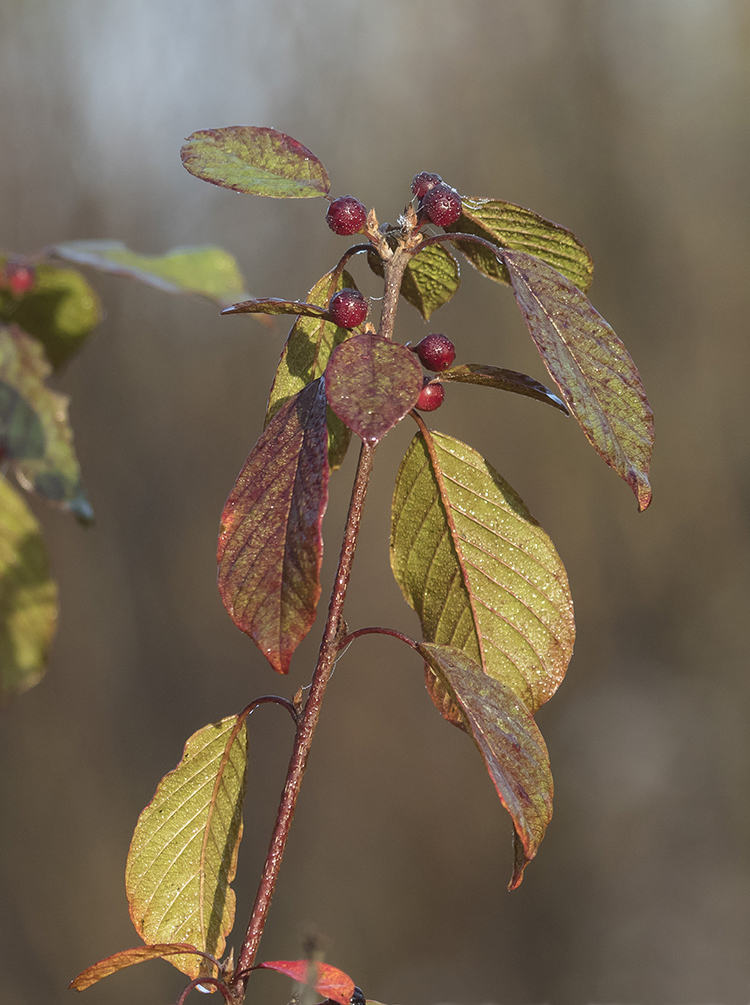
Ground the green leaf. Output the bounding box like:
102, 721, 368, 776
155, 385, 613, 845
440, 363, 569, 413
52, 241, 250, 309
0, 475, 58, 705
69, 943, 211, 991
181, 126, 330, 199
0, 325, 92, 523
125, 713, 249, 982
447, 198, 594, 292
368, 243, 460, 320
419, 643, 553, 890
218, 379, 329, 674
391, 429, 575, 713
0, 258, 102, 369
325, 334, 423, 444
503, 249, 654, 511
266, 268, 357, 471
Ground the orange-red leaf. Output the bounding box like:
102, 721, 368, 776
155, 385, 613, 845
258, 960, 355, 1005
69, 943, 208, 991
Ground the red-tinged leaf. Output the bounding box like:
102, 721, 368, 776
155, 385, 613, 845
218, 378, 329, 672
221, 297, 328, 319
419, 642, 553, 890
265, 268, 358, 471
440, 363, 569, 414
502, 250, 654, 510
325, 334, 423, 444
69, 943, 209, 991
259, 960, 355, 1005
181, 126, 330, 199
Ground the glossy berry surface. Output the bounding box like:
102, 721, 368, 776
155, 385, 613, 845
412, 333, 456, 371
326, 195, 367, 236
423, 182, 462, 226
350, 988, 366, 1005
328, 288, 368, 329
416, 380, 445, 412
411, 172, 442, 199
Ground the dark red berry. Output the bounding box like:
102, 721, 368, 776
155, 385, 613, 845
412, 333, 456, 372
416, 380, 445, 412
328, 288, 368, 329
350, 988, 366, 1005
326, 195, 367, 236
411, 172, 442, 200
6, 263, 35, 297
422, 182, 462, 227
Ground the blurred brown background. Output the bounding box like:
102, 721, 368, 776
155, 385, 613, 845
2, 1, 749, 1002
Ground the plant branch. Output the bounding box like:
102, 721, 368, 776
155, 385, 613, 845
377, 247, 412, 341
234, 440, 377, 990
338, 626, 419, 651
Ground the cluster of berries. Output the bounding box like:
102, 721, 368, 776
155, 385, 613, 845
410, 172, 462, 227
1, 262, 35, 297
325, 170, 462, 237
412, 333, 455, 411
325, 174, 461, 414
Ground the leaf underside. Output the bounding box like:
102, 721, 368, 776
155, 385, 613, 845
266, 268, 358, 470
439, 363, 569, 414
221, 297, 328, 319
218, 378, 329, 673
0, 475, 57, 705
125, 714, 249, 981
0, 324, 92, 523
52, 241, 250, 310
503, 250, 654, 510
325, 334, 423, 444
447, 197, 594, 292
181, 126, 330, 199
419, 642, 553, 889
391, 429, 574, 713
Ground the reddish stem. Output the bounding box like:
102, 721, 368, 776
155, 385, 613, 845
338, 626, 419, 652
175, 977, 234, 1005
234, 440, 376, 989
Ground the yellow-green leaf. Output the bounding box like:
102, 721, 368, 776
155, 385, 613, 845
447, 198, 594, 292
0, 475, 57, 705
391, 430, 574, 712
0, 324, 92, 523
125, 714, 249, 982
0, 258, 101, 370
52, 241, 250, 309
266, 268, 357, 469
368, 243, 460, 320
